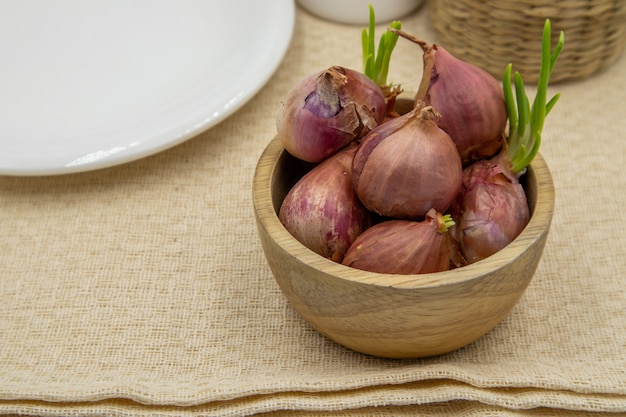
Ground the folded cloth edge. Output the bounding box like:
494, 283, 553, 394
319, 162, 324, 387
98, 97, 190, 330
1, 379, 625, 417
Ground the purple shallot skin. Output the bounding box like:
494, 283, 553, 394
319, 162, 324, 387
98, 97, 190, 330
424, 45, 507, 164
342, 209, 456, 274
276, 66, 386, 163
451, 152, 530, 264
351, 106, 463, 220
279, 143, 372, 263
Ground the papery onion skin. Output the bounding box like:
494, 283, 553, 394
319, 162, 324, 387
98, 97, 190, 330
276, 66, 386, 163
342, 209, 455, 274
450, 152, 530, 264
279, 143, 372, 263
424, 45, 507, 164
352, 106, 462, 220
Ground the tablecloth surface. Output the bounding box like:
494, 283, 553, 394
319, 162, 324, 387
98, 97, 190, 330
1, 2, 625, 416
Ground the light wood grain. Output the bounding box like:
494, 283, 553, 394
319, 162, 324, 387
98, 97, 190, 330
253, 135, 555, 359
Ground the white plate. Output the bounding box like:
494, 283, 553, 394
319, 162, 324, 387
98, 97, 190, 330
0, 0, 294, 175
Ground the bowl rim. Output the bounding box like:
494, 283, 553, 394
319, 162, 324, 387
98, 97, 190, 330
253, 135, 554, 289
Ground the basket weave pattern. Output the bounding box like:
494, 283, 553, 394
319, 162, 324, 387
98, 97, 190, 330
430, 0, 626, 83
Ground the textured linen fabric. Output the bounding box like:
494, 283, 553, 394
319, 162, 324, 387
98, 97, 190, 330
1, 2, 625, 416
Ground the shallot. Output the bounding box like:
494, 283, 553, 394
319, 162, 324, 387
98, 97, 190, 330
351, 104, 462, 220
452, 20, 564, 263
342, 209, 457, 274
279, 143, 372, 263
394, 29, 507, 164
450, 151, 529, 264
276, 66, 385, 163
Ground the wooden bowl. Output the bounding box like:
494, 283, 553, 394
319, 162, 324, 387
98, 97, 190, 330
252, 135, 555, 359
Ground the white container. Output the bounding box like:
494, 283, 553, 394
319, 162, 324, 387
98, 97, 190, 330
297, 0, 424, 25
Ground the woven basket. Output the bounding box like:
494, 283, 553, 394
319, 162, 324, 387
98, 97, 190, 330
429, 0, 626, 83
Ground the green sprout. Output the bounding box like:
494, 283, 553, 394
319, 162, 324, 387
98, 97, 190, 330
438, 214, 456, 234
361, 3, 401, 86
503, 18, 565, 174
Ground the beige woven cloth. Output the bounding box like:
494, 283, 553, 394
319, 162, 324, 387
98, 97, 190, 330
1, 3, 625, 416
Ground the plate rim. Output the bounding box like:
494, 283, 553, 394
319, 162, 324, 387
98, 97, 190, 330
0, 0, 295, 176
